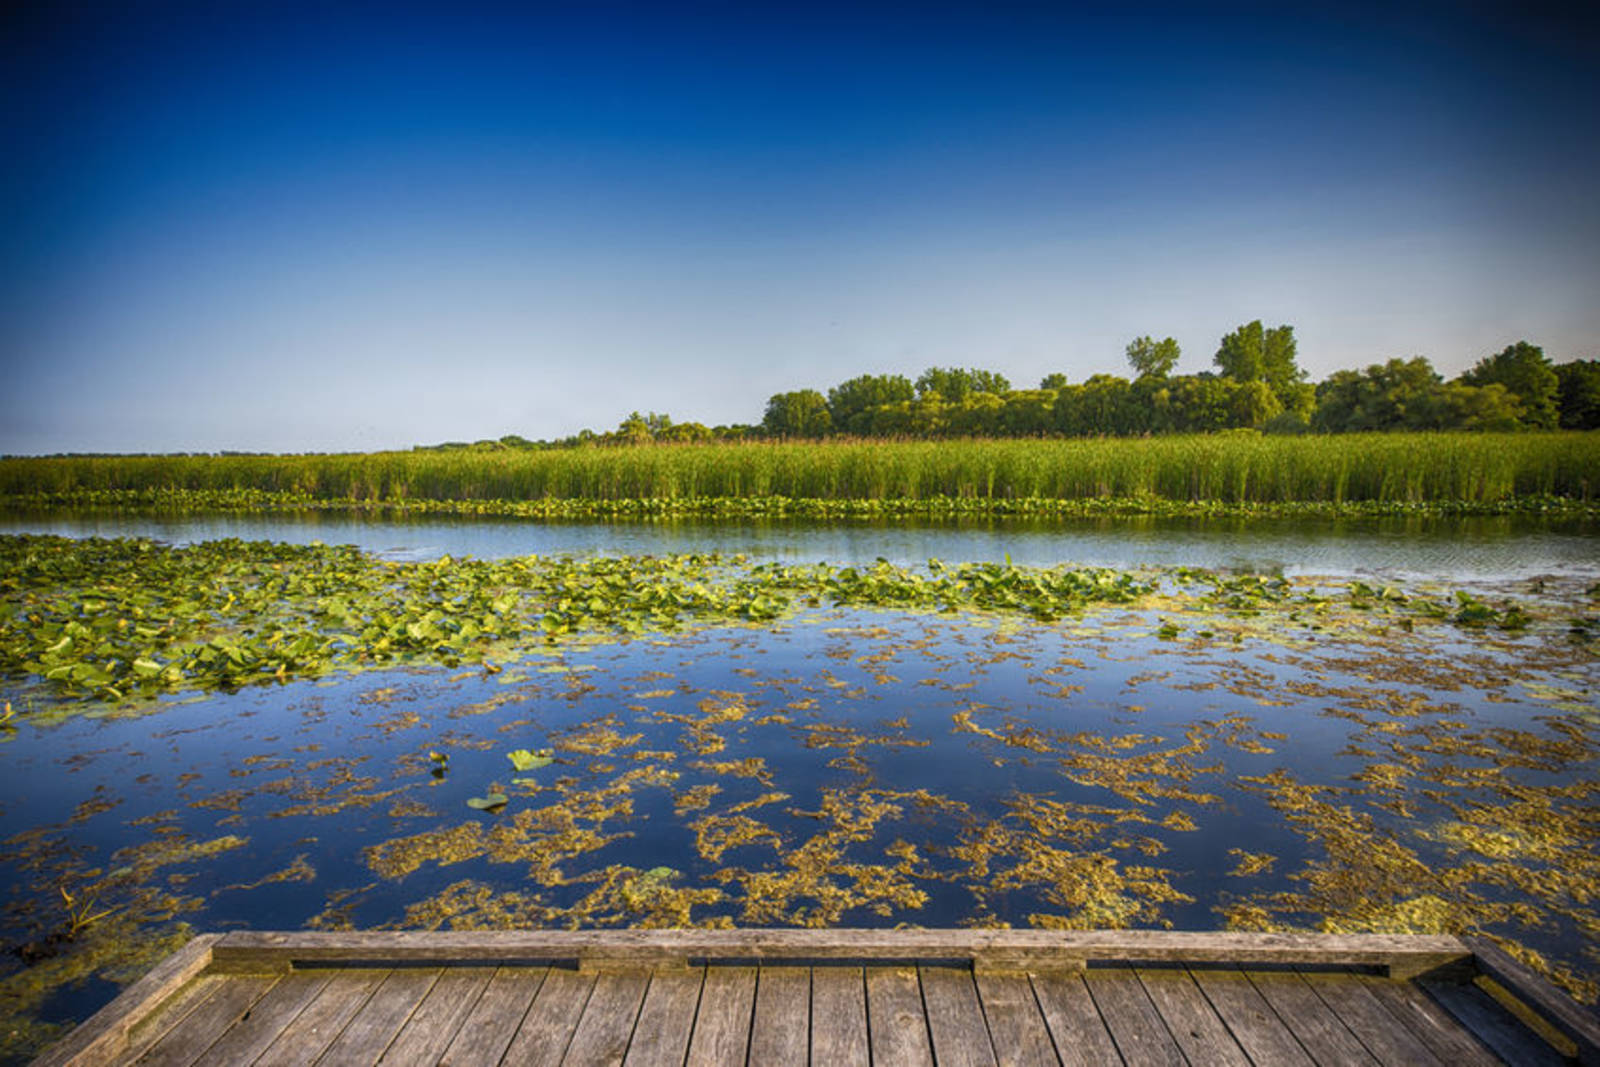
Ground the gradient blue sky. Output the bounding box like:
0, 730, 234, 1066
4, 2, 1597, 453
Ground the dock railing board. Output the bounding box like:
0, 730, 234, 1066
33, 929, 1600, 1066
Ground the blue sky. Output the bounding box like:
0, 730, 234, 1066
4, 2, 1597, 453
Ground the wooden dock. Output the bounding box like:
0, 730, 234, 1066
35, 930, 1600, 1065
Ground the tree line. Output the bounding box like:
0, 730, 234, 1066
419, 323, 1598, 451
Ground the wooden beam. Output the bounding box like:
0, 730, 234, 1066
32, 933, 219, 1067
1464, 936, 1600, 1066
208, 929, 1470, 977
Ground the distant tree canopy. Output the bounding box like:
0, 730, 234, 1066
1555, 359, 1600, 430
914, 366, 1011, 401
763, 389, 831, 438
1461, 341, 1560, 430
432, 325, 1594, 449
1125, 336, 1180, 378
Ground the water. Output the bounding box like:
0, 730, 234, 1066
1, 513, 1597, 1061
2, 509, 1596, 581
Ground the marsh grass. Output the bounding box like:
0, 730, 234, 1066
3, 433, 1595, 505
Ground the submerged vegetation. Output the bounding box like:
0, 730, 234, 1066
3, 432, 1597, 515
0, 540, 1595, 1060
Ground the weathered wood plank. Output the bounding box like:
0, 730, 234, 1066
314, 967, 439, 1064
1356, 975, 1503, 1067
1464, 936, 1600, 1066
921, 966, 998, 1067
865, 966, 934, 1067
747, 966, 810, 1065
974, 970, 1057, 1067
562, 969, 651, 1066
1300, 969, 1445, 1066
188, 972, 331, 1066
122, 977, 227, 1065
1134, 968, 1250, 1067
252, 969, 385, 1067
208, 929, 1470, 973
35, 933, 219, 1067
378, 967, 494, 1064
684, 965, 755, 1066
1029, 971, 1122, 1067
1187, 966, 1314, 1067
1083, 969, 1184, 1067
1420, 977, 1568, 1067
810, 967, 869, 1066
621, 967, 704, 1067
134, 974, 277, 1067
1243, 969, 1378, 1066
495, 967, 590, 1067
439, 967, 548, 1066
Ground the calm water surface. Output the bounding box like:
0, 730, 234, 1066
2, 510, 1596, 580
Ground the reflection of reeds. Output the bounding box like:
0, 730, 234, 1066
2, 433, 1595, 504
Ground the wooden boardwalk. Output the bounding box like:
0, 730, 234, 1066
35, 930, 1600, 1066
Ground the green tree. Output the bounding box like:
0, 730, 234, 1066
1425, 382, 1524, 431
1554, 359, 1600, 430
1312, 357, 1442, 432
1039, 372, 1069, 390
1125, 336, 1180, 378
826, 374, 914, 434
1459, 341, 1558, 429
1214, 321, 1307, 413
762, 390, 832, 438
914, 366, 1011, 401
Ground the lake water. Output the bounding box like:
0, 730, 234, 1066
1, 514, 1596, 1062
2, 509, 1597, 580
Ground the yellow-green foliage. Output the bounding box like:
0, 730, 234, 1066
3, 432, 1596, 504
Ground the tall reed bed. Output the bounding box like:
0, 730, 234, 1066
3, 433, 1595, 504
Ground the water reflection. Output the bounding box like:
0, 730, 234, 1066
1, 509, 1595, 580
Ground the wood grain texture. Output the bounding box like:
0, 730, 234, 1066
378, 968, 494, 1065
34, 933, 219, 1067
622, 967, 704, 1067
1187, 966, 1314, 1067
1357, 974, 1503, 1067
683, 965, 754, 1067
920, 966, 998, 1067
562, 969, 651, 1066
1083, 969, 1184, 1067
207, 928, 1471, 972
747, 966, 810, 1066
252, 969, 384, 1067
1243, 969, 1378, 1067
865, 966, 934, 1067
134, 975, 276, 1067
974, 970, 1056, 1067
1464, 936, 1600, 1065
313, 967, 439, 1065
810, 967, 869, 1067
441, 967, 550, 1067
1029, 971, 1122, 1067
1134, 968, 1250, 1067
1300, 969, 1445, 1066
189, 972, 331, 1066
1420, 977, 1568, 1067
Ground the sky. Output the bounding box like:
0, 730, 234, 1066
3, 2, 1598, 454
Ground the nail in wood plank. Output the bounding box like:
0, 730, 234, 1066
191, 972, 331, 1065
920, 966, 998, 1067
1135, 968, 1250, 1067
497, 967, 592, 1067
1187, 966, 1314, 1067
1243, 969, 1378, 1066
1029, 971, 1121, 1067
747, 966, 809, 1065
622, 967, 704, 1067
135, 975, 277, 1067
974, 970, 1056, 1067
865, 966, 934, 1067
563, 969, 651, 1066
441, 967, 550, 1067
379, 968, 495, 1065
810, 967, 869, 1067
